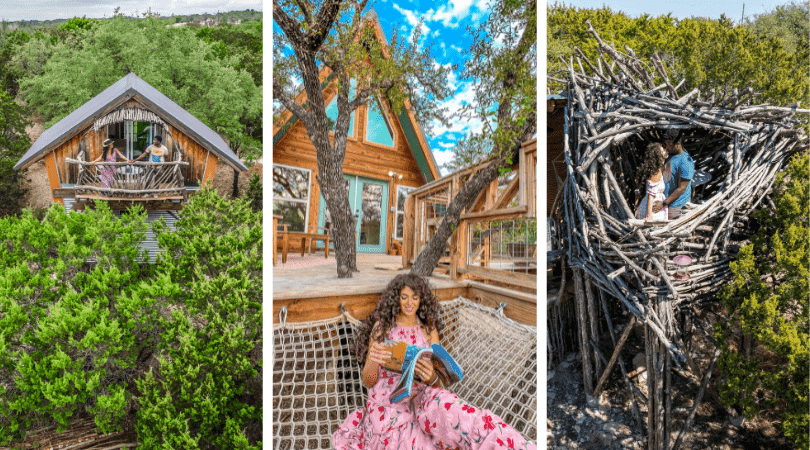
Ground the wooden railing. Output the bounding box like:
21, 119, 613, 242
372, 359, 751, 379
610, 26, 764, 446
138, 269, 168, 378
66, 151, 189, 200
403, 138, 537, 291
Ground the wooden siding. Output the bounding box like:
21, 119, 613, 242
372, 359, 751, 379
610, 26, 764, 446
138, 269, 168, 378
202, 153, 218, 186
274, 100, 428, 249
43, 152, 63, 205
48, 122, 208, 188
167, 124, 208, 186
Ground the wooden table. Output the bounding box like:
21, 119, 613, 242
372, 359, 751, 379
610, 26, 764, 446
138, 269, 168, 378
278, 231, 330, 264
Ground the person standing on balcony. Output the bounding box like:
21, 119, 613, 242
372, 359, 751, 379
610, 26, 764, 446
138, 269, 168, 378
133, 135, 168, 163
93, 138, 128, 196
132, 135, 170, 187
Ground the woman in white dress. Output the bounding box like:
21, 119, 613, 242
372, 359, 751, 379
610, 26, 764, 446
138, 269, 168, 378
636, 142, 669, 221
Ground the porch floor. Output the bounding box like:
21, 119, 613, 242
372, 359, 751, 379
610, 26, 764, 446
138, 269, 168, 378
272, 253, 465, 301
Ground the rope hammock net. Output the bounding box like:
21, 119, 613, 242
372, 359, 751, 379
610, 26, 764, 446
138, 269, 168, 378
273, 297, 537, 449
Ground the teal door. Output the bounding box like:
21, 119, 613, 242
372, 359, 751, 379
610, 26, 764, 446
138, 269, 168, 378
317, 175, 388, 253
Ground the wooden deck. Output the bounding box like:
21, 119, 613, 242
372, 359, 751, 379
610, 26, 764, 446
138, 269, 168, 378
273, 254, 537, 326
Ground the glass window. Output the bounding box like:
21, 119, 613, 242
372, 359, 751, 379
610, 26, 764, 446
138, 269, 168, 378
366, 96, 394, 147
325, 79, 356, 136
273, 165, 311, 232
106, 121, 155, 161
394, 186, 414, 240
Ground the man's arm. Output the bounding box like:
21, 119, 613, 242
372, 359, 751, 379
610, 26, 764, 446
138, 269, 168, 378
653, 178, 690, 213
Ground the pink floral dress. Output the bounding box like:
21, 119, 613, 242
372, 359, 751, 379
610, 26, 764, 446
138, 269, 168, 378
333, 325, 536, 450
99, 151, 118, 195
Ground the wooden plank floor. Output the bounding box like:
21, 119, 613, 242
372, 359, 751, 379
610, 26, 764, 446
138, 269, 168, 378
273, 254, 469, 323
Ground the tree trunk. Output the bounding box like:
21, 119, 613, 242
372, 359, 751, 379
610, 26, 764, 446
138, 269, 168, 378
232, 167, 240, 198
410, 155, 506, 276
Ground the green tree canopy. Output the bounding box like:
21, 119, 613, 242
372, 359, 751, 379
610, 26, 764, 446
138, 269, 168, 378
0, 90, 31, 218
17, 17, 262, 163
548, 3, 809, 108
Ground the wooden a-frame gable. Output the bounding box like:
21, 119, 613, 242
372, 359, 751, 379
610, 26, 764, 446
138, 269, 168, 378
272, 11, 440, 254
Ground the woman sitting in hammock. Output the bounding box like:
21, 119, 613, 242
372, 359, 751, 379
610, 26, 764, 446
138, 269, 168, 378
333, 273, 536, 450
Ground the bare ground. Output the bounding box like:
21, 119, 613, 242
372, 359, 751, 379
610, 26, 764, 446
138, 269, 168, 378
547, 305, 795, 450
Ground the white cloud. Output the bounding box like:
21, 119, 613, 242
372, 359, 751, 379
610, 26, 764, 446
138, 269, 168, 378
450, 45, 463, 53
432, 148, 456, 175
438, 142, 454, 149
429, 81, 482, 137
393, 4, 430, 49
422, 0, 485, 28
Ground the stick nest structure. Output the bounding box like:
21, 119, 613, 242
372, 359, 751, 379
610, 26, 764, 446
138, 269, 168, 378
554, 20, 809, 356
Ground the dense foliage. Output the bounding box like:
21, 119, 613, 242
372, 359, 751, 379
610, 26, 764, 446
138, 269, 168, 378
1, 16, 262, 164
138, 187, 262, 449
715, 153, 809, 449
0, 90, 31, 218
547, 3, 809, 108
0, 188, 261, 448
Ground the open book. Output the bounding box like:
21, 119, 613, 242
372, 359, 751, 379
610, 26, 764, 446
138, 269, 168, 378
382, 339, 464, 403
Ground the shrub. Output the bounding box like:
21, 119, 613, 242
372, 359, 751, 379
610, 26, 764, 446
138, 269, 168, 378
715, 152, 809, 449
0, 202, 150, 443
136, 186, 262, 449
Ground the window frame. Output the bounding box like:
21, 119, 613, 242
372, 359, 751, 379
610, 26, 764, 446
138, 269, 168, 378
272, 163, 313, 233
364, 95, 396, 149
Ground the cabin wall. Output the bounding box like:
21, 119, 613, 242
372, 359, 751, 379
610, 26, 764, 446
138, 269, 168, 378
47, 122, 208, 188
274, 96, 427, 252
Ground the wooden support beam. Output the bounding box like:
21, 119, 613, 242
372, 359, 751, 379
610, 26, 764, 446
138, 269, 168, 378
593, 315, 636, 398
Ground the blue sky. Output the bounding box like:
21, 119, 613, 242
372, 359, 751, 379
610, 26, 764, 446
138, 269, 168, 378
371, 0, 491, 174
273, 0, 492, 176
553, 0, 789, 22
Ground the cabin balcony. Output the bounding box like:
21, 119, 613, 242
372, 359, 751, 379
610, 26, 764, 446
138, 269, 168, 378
65, 158, 189, 201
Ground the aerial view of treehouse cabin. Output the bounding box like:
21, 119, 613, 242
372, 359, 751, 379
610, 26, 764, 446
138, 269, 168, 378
14, 73, 247, 257
272, 13, 440, 259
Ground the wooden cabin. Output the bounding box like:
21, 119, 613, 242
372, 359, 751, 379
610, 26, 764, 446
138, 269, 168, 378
272, 11, 441, 255
14, 72, 248, 212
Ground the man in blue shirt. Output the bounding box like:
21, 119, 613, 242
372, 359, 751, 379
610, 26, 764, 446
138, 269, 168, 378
653, 137, 694, 219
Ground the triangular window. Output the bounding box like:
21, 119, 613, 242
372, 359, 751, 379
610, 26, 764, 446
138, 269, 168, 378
365, 96, 394, 147
325, 79, 356, 136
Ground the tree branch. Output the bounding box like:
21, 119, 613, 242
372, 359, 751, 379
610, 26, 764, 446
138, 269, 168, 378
273, 79, 311, 124
292, 0, 313, 26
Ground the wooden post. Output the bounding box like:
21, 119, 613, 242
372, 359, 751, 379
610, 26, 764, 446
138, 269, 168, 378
574, 268, 593, 395
585, 278, 602, 380
450, 219, 468, 280
402, 195, 415, 268
44, 152, 65, 206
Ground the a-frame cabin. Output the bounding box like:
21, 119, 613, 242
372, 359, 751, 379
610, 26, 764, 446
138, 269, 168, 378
15, 72, 248, 212
272, 11, 440, 255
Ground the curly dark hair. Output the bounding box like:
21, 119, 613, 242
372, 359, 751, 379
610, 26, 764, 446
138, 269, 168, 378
636, 142, 667, 191
351, 273, 443, 365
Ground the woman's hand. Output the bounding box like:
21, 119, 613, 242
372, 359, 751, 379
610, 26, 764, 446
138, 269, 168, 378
367, 341, 392, 367
415, 358, 435, 384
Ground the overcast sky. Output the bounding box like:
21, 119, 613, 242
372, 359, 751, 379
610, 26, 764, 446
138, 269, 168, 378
0, 0, 261, 21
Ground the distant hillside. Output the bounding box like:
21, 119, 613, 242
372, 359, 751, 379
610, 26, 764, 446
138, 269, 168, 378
1, 9, 262, 31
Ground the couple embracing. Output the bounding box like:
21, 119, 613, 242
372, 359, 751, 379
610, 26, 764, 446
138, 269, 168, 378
636, 131, 694, 222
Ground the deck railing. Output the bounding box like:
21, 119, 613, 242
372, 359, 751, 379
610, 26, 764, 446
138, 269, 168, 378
66, 151, 189, 200
403, 138, 537, 291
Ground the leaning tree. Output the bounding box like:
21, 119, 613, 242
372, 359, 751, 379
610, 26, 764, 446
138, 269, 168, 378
273, 0, 451, 278
410, 0, 538, 276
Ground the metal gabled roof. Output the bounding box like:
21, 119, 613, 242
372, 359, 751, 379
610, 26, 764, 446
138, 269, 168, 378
15, 72, 247, 172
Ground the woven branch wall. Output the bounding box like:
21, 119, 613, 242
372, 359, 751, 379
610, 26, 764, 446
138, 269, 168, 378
553, 21, 809, 362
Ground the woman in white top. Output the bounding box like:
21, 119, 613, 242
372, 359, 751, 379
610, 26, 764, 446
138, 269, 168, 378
636, 142, 669, 221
